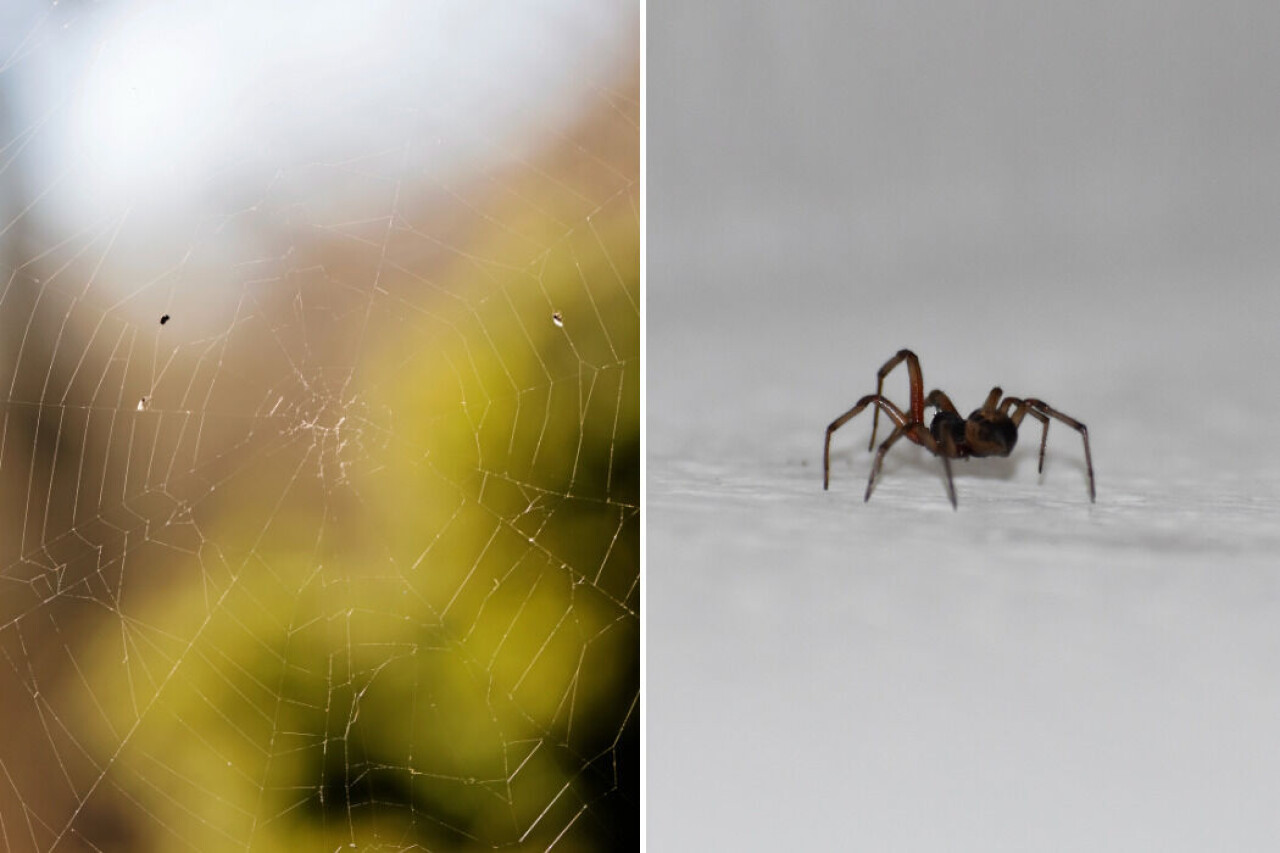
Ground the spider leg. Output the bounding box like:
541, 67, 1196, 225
869, 349, 924, 451
924, 389, 959, 415
1016, 398, 1095, 502
825, 394, 910, 490
866, 421, 957, 509
980, 386, 1003, 414
1002, 397, 1051, 472
865, 422, 911, 501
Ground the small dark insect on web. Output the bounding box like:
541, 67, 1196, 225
160, 314, 170, 325
551, 311, 564, 327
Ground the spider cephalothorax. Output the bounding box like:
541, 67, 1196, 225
823, 349, 1094, 508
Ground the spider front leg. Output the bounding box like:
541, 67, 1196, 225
1009, 397, 1095, 502
869, 349, 925, 451
866, 421, 957, 509
825, 394, 909, 490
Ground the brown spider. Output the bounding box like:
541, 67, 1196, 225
823, 349, 1095, 508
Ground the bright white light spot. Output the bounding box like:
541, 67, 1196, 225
19, 0, 632, 232
73, 26, 232, 207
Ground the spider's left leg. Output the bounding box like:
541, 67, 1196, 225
824, 394, 910, 490
1021, 398, 1095, 502
867, 422, 956, 509
869, 349, 925, 451
1001, 397, 1051, 473
865, 422, 911, 502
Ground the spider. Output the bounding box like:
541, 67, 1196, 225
823, 349, 1095, 508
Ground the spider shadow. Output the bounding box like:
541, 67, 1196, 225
885, 447, 1093, 488
830, 444, 1059, 486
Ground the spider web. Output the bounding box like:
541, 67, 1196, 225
0, 3, 639, 850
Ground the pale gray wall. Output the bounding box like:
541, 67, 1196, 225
652, 2, 1280, 294
649, 5, 1280, 850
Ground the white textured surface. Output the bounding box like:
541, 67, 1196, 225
650, 298, 1280, 850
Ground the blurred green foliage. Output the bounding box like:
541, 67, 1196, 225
75, 192, 638, 850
